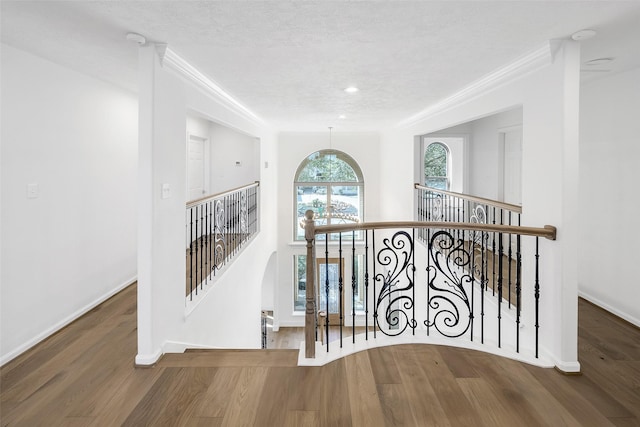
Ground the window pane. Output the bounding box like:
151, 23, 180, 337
424, 143, 448, 190
297, 152, 358, 182
330, 186, 360, 223
294, 255, 306, 312
425, 177, 448, 191
296, 186, 328, 240
353, 255, 365, 312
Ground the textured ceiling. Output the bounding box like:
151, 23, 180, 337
2, 1, 640, 131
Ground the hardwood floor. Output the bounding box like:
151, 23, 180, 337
2, 284, 639, 426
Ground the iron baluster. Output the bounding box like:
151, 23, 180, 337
352, 231, 356, 344
508, 211, 513, 309
189, 208, 194, 300
498, 227, 503, 348
373, 229, 377, 339
339, 233, 343, 348
516, 222, 522, 353
535, 237, 540, 358
325, 235, 329, 351
492, 207, 496, 295
365, 230, 370, 341
481, 230, 486, 344
470, 233, 475, 342
412, 228, 416, 336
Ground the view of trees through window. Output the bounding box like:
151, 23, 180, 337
294, 150, 364, 241
424, 142, 449, 190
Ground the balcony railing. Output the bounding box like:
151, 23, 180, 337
302, 212, 556, 367
185, 182, 259, 300
415, 183, 521, 228
415, 184, 524, 300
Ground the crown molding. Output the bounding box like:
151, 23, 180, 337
155, 44, 267, 127
396, 40, 563, 130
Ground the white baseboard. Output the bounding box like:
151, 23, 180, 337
555, 360, 582, 374
135, 348, 163, 366
579, 290, 640, 327
163, 340, 219, 354
0, 276, 137, 367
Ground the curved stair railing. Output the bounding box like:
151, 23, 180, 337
302, 211, 556, 367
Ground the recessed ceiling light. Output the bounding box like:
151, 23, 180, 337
344, 87, 359, 93
338, 115, 346, 119
584, 57, 614, 66
126, 32, 146, 45
571, 29, 596, 41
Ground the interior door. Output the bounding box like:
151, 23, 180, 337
187, 135, 206, 201
317, 258, 345, 326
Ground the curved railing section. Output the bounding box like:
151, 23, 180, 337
185, 182, 259, 300
415, 183, 522, 224
416, 184, 525, 305
302, 212, 555, 367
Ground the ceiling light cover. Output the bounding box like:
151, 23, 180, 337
571, 29, 596, 41
126, 32, 146, 45
584, 57, 614, 66
344, 87, 359, 93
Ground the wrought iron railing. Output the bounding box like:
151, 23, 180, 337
415, 184, 523, 302
415, 183, 521, 227
185, 182, 259, 300
302, 211, 555, 364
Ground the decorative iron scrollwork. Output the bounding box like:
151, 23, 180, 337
470, 204, 487, 245
430, 193, 444, 221
213, 199, 226, 270
374, 231, 416, 336
240, 192, 248, 233
425, 230, 473, 338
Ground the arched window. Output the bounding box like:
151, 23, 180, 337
424, 142, 449, 190
294, 149, 364, 240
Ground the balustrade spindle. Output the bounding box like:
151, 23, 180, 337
339, 233, 343, 347
325, 235, 329, 351
365, 230, 370, 341
535, 237, 540, 358
352, 231, 356, 344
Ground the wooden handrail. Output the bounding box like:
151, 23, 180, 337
314, 221, 556, 240
186, 181, 260, 208
414, 183, 522, 214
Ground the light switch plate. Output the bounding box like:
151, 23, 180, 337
27, 183, 39, 199
161, 183, 171, 199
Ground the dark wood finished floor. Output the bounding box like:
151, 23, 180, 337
2, 283, 639, 426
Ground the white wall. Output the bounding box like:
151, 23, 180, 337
1, 45, 138, 364
186, 115, 260, 196
380, 41, 582, 372
578, 67, 640, 326
275, 132, 380, 329
136, 44, 278, 364
210, 123, 259, 193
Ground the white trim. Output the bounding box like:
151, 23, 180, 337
396, 41, 560, 129
163, 341, 220, 354
554, 360, 582, 374
135, 348, 163, 366
156, 44, 266, 128
298, 331, 555, 368
579, 290, 640, 327
1, 276, 137, 366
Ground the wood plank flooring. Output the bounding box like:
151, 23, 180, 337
2, 283, 639, 426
